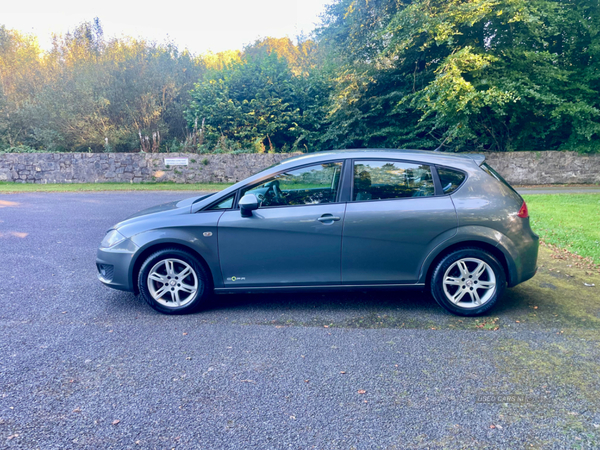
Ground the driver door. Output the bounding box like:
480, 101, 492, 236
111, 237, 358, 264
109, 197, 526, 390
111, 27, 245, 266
217, 162, 345, 287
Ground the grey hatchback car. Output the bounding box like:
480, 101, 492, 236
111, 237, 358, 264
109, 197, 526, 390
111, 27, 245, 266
97, 149, 538, 316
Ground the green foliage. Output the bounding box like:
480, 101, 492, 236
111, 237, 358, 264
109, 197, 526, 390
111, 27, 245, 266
317, 0, 600, 152
187, 39, 328, 153
0, 20, 204, 153
0, 145, 45, 154
2, 2, 600, 154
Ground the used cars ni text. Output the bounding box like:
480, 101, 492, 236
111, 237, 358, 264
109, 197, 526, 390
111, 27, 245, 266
97, 149, 539, 316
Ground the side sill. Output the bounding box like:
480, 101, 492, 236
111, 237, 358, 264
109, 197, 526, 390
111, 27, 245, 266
214, 283, 426, 295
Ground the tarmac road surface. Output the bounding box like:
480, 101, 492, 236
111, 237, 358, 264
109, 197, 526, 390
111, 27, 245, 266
1, 191, 599, 449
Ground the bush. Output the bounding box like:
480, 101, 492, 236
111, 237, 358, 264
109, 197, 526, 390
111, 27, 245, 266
0, 145, 47, 154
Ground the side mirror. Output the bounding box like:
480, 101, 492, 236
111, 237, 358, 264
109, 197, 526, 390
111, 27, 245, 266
239, 193, 260, 217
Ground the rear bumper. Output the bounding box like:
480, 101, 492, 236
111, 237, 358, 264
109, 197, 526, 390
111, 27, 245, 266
96, 241, 137, 292
508, 231, 539, 287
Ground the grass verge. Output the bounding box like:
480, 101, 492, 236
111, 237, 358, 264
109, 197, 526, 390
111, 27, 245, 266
524, 193, 600, 265
0, 181, 232, 193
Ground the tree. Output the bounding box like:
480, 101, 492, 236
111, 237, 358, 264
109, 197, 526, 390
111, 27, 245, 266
0, 26, 44, 149
0, 19, 205, 152
3, 2, 600, 154
187, 39, 329, 152
316, 0, 600, 152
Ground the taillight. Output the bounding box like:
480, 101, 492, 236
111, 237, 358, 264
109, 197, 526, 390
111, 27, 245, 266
517, 201, 529, 218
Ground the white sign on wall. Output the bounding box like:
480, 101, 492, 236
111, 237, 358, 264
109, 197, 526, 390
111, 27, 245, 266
164, 157, 189, 166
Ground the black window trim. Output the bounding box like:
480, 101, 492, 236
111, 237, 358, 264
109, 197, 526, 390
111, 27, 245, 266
430, 165, 443, 196
339, 157, 353, 203
349, 157, 440, 203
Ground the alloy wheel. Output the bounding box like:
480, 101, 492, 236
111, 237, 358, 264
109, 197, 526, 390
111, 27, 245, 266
147, 258, 199, 308
442, 257, 496, 309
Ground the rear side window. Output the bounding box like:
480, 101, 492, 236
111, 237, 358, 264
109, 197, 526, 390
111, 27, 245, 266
437, 167, 466, 194
352, 160, 435, 201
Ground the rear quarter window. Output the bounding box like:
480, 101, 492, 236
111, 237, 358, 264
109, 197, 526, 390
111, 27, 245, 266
437, 167, 466, 194
481, 163, 519, 195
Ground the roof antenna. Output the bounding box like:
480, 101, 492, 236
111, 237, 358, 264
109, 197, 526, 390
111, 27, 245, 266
434, 136, 450, 152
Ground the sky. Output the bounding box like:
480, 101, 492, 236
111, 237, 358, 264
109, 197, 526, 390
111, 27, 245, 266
3, 0, 334, 55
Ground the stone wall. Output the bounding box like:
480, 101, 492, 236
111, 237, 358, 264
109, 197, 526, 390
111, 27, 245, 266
482, 151, 600, 185
0, 150, 599, 185
0, 152, 301, 184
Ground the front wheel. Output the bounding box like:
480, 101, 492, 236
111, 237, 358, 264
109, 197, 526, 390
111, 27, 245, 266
138, 248, 211, 314
430, 248, 506, 316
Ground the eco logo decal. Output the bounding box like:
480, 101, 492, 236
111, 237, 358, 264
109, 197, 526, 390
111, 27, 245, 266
227, 276, 246, 282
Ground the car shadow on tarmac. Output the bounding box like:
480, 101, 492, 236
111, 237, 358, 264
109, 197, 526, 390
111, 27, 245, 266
103, 245, 600, 333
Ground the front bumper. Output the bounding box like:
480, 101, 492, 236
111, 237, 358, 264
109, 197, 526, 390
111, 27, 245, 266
96, 239, 138, 292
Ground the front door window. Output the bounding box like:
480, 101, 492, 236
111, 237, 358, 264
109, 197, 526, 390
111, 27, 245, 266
242, 162, 343, 207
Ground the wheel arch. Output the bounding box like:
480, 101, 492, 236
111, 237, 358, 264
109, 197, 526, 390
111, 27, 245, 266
423, 241, 510, 286
419, 227, 519, 287
130, 241, 215, 295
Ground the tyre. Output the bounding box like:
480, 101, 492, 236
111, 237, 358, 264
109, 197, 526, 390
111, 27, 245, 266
138, 248, 211, 314
430, 247, 506, 316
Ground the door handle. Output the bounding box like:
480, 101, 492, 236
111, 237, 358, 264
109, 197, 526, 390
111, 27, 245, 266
318, 215, 341, 222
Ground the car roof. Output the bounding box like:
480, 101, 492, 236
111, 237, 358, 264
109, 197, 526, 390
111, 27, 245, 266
278, 149, 485, 168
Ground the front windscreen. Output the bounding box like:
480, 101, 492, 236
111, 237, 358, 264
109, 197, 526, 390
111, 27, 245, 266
192, 193, 214, 204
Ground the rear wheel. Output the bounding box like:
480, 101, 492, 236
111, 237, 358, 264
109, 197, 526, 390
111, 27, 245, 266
138, 248, 211, 314
430, 247, 506, 316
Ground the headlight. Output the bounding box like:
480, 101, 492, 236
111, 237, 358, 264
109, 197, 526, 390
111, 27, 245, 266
100, 229, 126, 249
